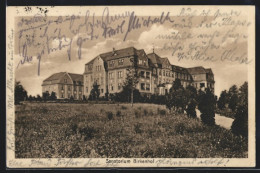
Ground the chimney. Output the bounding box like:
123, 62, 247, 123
113, 47, 115, 53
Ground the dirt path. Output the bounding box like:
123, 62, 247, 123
195, 109, 234, 130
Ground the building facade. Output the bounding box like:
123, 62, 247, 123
42, 46, 215, 99
42, 72, 83, 100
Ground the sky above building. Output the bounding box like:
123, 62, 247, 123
14, 7, 251, 97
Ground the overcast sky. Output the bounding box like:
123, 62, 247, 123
14, 9, 250, 97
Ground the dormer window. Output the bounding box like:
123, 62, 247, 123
138, 59, 142, 65
64, 79, 67, 83
118, 59, 124, 65
109, 60, 115, 67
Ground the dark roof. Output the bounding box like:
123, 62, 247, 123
68, 73, 83, 82
43, 72, 83, 84
101, 47, 137, 61
205, 68, 213, 74
172, 65, 189, 74
136, 49, 147, 59
147, 53, 163, 67
43, 72, 66, 82
186, 66, 206, 74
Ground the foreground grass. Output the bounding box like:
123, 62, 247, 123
15, 103, 247, 158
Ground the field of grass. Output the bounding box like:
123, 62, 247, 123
15, 103, 247, 158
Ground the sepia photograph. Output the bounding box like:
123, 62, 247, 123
6, 5, 255, 167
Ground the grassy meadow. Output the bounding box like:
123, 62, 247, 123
15, 103, 247, 158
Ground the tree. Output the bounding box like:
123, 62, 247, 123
83, 95, 87, 101
122, 67, 139, 107
217, 90, 228, 110
36, 94, 42, 101
198, 88, 216, 126
186, 98, 197, 118
229, 94, 239, 111
50, 92, 57, 100
28, 95, 33, 101
42, 91, 50, 101
15, 81, 28, 104
231, 82, 248, 138
89, 82, 100, 101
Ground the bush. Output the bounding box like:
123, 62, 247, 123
158, 109, 166, 116
143, 109, 148, 116
198, 88, 216, 126
231, 105, 248, 138
121, 105, 127, 110
78, 126, 97, 141
116, 110, 122, 117
134, 110, 141, 118
134, 123, 142, 134
186, 99, 197, 118
175, 122, 185, 135
106, 111, 114, 120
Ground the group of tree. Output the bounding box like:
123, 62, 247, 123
165, 79, 216, 125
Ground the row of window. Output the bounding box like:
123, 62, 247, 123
140, 71, 150, 79
61, 85, 82, 92
109, 58, 125, 67
109, 71, 123, 79
63, 79, 82, 85
140, 83, 150, 91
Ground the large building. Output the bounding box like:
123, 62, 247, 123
42, 47, 215, 100
42, 72, 83, 99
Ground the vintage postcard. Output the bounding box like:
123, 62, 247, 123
6, 6, 255, 168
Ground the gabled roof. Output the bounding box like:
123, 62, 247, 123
172, 65, 190, 74
43, 72, 83, 84
186, 66, 206, 74
43, 72, 66, 82
136, 49, 147, 59
68, 73, 83, 82
147, 53, 163, 68
102, 47, 137, 61
205, 68, 213, 74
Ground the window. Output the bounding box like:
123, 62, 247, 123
118, 83, 122, 90
138, 59, 143, 65
111, 85, 114, 91
101, 77, 104, 85
163, 70, 165, 76
141, 83, 145, 90
159, 70, 162, 76
200, 83, 205, 88
118, 59, 124, 65
78, 81, 82, 85
109, 72, 114, 79
146, 72, 150, 79
143, 60, 146, 66
140, 71, 145, 78
109, 60, 115, 67
61, 94, 64, 98
68, 86, 71, 91
118, 71, 123, 78
68, 93, 71, 98
79, 86, 82, 92
74, 94, 77, 99
73, 81, 76, 85
88, 64, 93, 70
153, 68, 156, 74
101, 89, 104, 93
74, 86, 77, 91
86, 87, 88, 93
91, 75, 93, 82
64, 79, 67, 83
146, 84, 150, 91
61, 85, 64, 90
166, 71, 168, 77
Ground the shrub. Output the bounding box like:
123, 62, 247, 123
158, 109, 166, 116
198, 88, 216, 126
78, 126, 97, 141
143, 109, 148, 116
121, 105, 127, 110
106, 111, 114, 120
134, 123, 142, 134
175, 122, 185, 135
231, 105, 248, 138
186, 99, 197, 118
116, 110, 122, 117
134, 110, 141, 118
